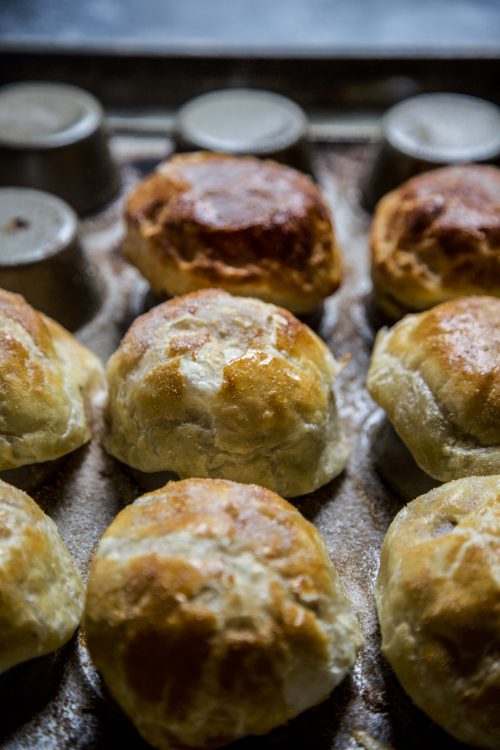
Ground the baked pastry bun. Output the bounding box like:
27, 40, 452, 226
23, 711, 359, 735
366, 296, 500, 482
376, 475, 500, 749
371, 164, 500, 319
84, 478, 363, 750
124, 151, 341, 313
105, 289, 348, 497
0, 289, 104, 471
0, 479, 84, 674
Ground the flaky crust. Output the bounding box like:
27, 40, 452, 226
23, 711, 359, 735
84, 478, 363, 750
0, 479, 84, 674
0, 289, 104, 470
366, 296, 500, 481
376, 476, 500, 749
371, 165, 500, 319
105, 289, 348, 497
124, 152, 341, 313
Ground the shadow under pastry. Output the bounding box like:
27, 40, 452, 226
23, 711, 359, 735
380, 655, 465, 750
293, 472, 346, 522
367, 411, 440, 503
232, 674, 356, 750
77, 635, 150, 749
0, 640, 73, 738
127, 285, 168, 325
354, 289, 419, 350
296, 301, 326, 333
126, 465, 179, 494
106, 454, 178, 496
0, 454, 72, 493
362, 291, 413, 334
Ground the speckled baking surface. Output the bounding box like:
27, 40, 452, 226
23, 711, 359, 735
0, 137, 469, 750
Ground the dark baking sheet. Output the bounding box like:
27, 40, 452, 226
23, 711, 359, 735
0, 125, 475, 750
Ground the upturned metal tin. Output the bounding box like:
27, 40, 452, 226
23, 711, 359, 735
362, 92, 500, 209
0, 82, 119, 215
174, 88, 313, 174
0, 187, 101, 331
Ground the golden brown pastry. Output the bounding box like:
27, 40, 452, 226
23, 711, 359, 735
0, 289, 104, 470
366, 296, 500, 482
105, 289, 348, 497
371, 164, 500, 319
376, 475, 500, 749
0, 479, 84, 674
123, 151, 341, 313
84, 478, 363, 750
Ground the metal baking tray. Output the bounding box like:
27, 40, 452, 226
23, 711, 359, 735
1, 50, 497, 750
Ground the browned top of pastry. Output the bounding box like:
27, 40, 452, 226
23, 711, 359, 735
112, 287, 332, 381
132, 152, 324, 226
371, 165, 500, 317
128, 151, 327, 239
0, 478, 84, 674
92, 478, 336, 596
0, 288, 104, 470
383, 296, 500, 444
104, 289, 348, 495
413, 295, 499, 378
0, 287, 53, 357
398, 164, 500, 245
84, 478, 362, 749
124, 152, 341, 313
376, 475, 500, 748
